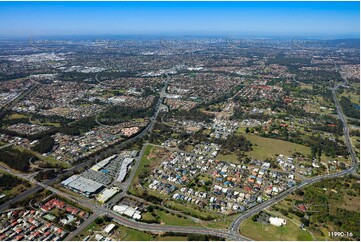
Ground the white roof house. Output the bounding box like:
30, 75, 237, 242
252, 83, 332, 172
269, 217, 286, 227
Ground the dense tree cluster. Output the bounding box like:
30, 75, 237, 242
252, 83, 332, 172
311, 121, 343, 136
216, 134, 252, 153
339, 96, 360, 119
32, 136, 55, 154
296, 70, 342, 84
0, 113, 71, 140
61, 116, 98, 134
268, 56, 311, 66
0, 72, 29, 81
149, 121, 174, 144
58, 72, 96, 83
0, 173, 22, 191
34, 169, 57, 181
168, 108, 214, 123
350, 129, 360, 137
161, 232, 224, 241
98, 104, 154, 125
309, 135, 348, 159
187, 234, 225, 241
300, 178, 360, 240
140, 191, 163, 204
0, 147, 35, 172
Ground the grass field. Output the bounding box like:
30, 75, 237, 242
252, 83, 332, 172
158, 210, 199, 226
5, 113, 29, 120
184, 145, 194, 153
142, 209, 200, 227
37, 155, 70, 169
235, 126, 247, 135
240, 216, 313, 241
299, 83, 313, 90
243, 133, 311, 159
128, 144, 154, 195
203, 214, 238, 229
30, 119, 61, 127
339, 90, 360, 105
0, 183, 29, 197
118, 225, 153, 241
216, 153, 239, 162
166, 200, 217, 220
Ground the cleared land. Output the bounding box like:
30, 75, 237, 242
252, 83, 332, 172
240, 216, 313, 241
142, 208, 199, 227
30, 119, 61, 127
215, 153, 238, 163
5, 113, 30, 120
243, 133, 311, 159
128, 144, 166, 196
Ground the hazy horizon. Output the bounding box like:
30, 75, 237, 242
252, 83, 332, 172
0, 1, 359, 38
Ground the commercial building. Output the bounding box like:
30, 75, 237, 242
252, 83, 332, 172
96, 187, 120, 203
91, 155, 117, 171
61, 175, 104, 197
116, 158, 134, 182
113, 204, 141, 220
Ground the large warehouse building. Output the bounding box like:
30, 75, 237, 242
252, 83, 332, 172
61, 175, 104, 197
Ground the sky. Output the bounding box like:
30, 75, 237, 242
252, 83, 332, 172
0, 1, 359, 38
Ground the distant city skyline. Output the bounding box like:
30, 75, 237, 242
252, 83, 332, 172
0, 1, 359, 38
